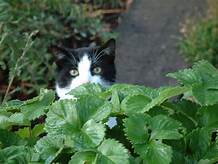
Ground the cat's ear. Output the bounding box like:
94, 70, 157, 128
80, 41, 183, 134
50, 45, 70, 67
101, 39, 116, 56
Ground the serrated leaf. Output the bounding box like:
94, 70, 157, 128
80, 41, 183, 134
0, 100, 23, 112
69, 151, 96, 164
150, 115, 183, 140
121, 94, 151, 115
32, 124, 45, 137
193, 60, 218, 80
108, 84, 158, 100
68, 83, 103, 98
0, 146, 31, 164
96, 139, 130, 164
123, 114, 151, 144
21, 89, 55, 120
45, 97, 110, 134
172, 100, 199, 123
186, 128, 211, 159
9, 113, 30, 126
168, 61, 218, 106
45, 97, 108, 150
0, 113, 11, 129
192, 81, 218, 106
202, 145, 218, 162
16, 127, 30, 138
0, 129, 26, 148
111, 90, 121, 113
73, 119, 105, 150
198, 104, 218, 128
35, 135, 64, 164
134, 140, 172, 164
143, 86, 190, 112
167, 68, 201, 86
75, 96, 111, 124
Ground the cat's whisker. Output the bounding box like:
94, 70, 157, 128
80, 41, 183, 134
94, 48, 110, 63
68, 51, 77, 66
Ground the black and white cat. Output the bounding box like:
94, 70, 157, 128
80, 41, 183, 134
53, 39, 116, 99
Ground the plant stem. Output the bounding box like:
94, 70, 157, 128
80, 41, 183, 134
2, 31, 36, 104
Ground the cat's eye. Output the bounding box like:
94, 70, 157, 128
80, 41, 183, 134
93, 67, 102, 74
70, 69, 79, 76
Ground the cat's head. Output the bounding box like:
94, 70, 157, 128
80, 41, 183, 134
52, 39, 116, 99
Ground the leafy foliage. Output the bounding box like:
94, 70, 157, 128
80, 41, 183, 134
0, 0, 118, 102
179, 0, 218, 66
1, 60, 218, 163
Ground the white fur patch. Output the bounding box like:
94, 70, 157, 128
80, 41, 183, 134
56, 54, 110, 99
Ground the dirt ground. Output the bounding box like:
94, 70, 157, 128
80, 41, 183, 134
115, 0, 206, 87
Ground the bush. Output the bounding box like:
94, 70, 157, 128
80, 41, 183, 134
179, 0, 218, 66
1, 60, 218, 163
0, 0, 118, 102
180, 19, 218, 65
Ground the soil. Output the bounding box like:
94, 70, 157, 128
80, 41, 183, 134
115, 0, 206, 87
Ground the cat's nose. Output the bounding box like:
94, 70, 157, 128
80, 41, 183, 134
81, 80, 90, 84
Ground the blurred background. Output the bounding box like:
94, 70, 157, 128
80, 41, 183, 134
0, 0, 217, 103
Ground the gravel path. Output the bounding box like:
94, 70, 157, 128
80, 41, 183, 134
115, 0, 206, 87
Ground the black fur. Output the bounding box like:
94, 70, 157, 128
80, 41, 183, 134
52, 39, 116, 88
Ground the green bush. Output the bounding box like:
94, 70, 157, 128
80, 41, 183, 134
1, 60, 218, 163
0, 0, 117, 102
180, 19, 218, 66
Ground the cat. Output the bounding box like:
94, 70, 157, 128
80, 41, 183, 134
53, 39, 117, 128
53, 39, 116, 99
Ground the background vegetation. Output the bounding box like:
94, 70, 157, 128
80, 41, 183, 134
0, 0, 129, 103
179, 0, 218, 66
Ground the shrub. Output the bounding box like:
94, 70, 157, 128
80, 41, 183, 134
1, 60, 218, 163
0, 0, 118, 102
180, 19, 218, 65
179, 0, 218, 66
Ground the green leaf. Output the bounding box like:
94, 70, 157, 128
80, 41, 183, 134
0, 100, 23, 112
192, 80, 218, 106
45, 98, 108, 150
124, 114, 183, 144
72, 119, 105, 150
111, 90, 121, 113
150, 115, 183, 140
168, 61, 218, 106
108, 84, 158, 100
171, 100, 199, 126
186, 128, 211, 159
143, 86, 190, 112
68, 83, 103, 98
74, 96, 111, 124
0, 129, 26, 148
9, 113, 30, 126
167, 68, 201, 86
21, 89, 55, 120
0, 146, 31, 164
167, 60, 218, 87
123, 114, 151, 144
32, 124, 45, 137
16, 127, 30, 138
35, 135, 64, 164
121, 94, 151, 115
198, 104, 218, 128
193, 60, 218, 80
69, 151, 96, 164
0, 112, 11, 129
134, 140, 172, 164
96, 139, 130, 164
202, 145, 218, 163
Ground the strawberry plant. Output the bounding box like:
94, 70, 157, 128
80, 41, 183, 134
1, 60, 218, 163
